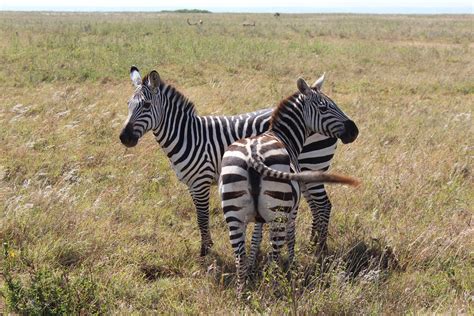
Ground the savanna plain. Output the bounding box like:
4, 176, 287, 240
0, 12, 473, 314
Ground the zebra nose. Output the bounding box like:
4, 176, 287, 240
340, 120, 359, 144
119, 123, 139, 147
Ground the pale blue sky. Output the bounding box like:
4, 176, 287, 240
1, 0, 472, 13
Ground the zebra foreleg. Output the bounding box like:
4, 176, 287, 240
189, 186, 213, 256
304, 184, 332, 255
312, 205, 331, 255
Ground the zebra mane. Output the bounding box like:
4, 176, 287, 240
269, 91, 301, 129
142, 73, 197, 115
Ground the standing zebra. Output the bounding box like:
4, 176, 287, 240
219, 77, 359, 292
119, 67, 358, 257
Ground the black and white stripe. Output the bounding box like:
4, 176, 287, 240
219, 78, 358, 292
119, 67, 358, 257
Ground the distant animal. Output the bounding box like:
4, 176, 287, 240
274, 12, 281, 17
187, 18, 203, 25
119, 67, 358, 258
219, 77, 359, 292
243, 21, 256, 27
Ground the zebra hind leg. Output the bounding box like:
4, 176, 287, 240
228, 222, 248, 295
269, 219, 287, 264
286, 208, 298, 266
248, 222, 263, 278
264, 219, 287, 296
189, 186, 214, 256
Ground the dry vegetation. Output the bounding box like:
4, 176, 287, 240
0, 12, 473, 314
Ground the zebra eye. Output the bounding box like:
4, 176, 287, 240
143, 101, 152, 109
318, 104, 328, 113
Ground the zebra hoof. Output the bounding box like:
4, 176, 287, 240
314, 243, 328, 257
200, 241, 214, 257
200, 246, 209, 257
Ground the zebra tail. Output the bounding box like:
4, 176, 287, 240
249, 153, 360, 187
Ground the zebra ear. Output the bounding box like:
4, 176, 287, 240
297, 78, 311, 96
148, 70, 161, 91
130, 66, 142, 87
312, 72, 326, 90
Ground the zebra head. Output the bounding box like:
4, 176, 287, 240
119, 66, 162, 147
297, 74, 358, 144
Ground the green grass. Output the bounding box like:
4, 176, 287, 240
0, 12, 473, 313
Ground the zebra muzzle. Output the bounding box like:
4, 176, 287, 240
340, 120, 359, 144
119, 123, 139, 147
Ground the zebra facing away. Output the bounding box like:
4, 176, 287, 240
219, 78, 359, 292
119, 67, 359, 257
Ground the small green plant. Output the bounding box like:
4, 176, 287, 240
1, 242, 107, 315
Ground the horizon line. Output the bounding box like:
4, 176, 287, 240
1, 6, 472, 14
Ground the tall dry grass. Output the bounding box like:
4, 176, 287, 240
0, 12, 472, 313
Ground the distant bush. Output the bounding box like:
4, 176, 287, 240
161, 9, 212, 13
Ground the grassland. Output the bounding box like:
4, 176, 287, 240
0, 12, 473, 314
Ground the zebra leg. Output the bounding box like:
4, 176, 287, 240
269, 218, 287, 264
286, 209, 298, 265
304, 184, 332, 254
248, 222, 263, 276
189, 185, 213, 257
228, 221, 248, 294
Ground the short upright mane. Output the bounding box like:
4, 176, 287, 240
269, 91, 300, 129
142, 73, 197, 115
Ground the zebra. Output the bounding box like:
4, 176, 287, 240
119, 66, 359, 257
219, 77, 359, 292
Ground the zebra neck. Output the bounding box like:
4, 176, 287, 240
152, 84, 199, 159
273, 130, 305, 165
270, 105, 306, 164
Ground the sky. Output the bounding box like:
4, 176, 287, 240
1, 0, 472, 13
